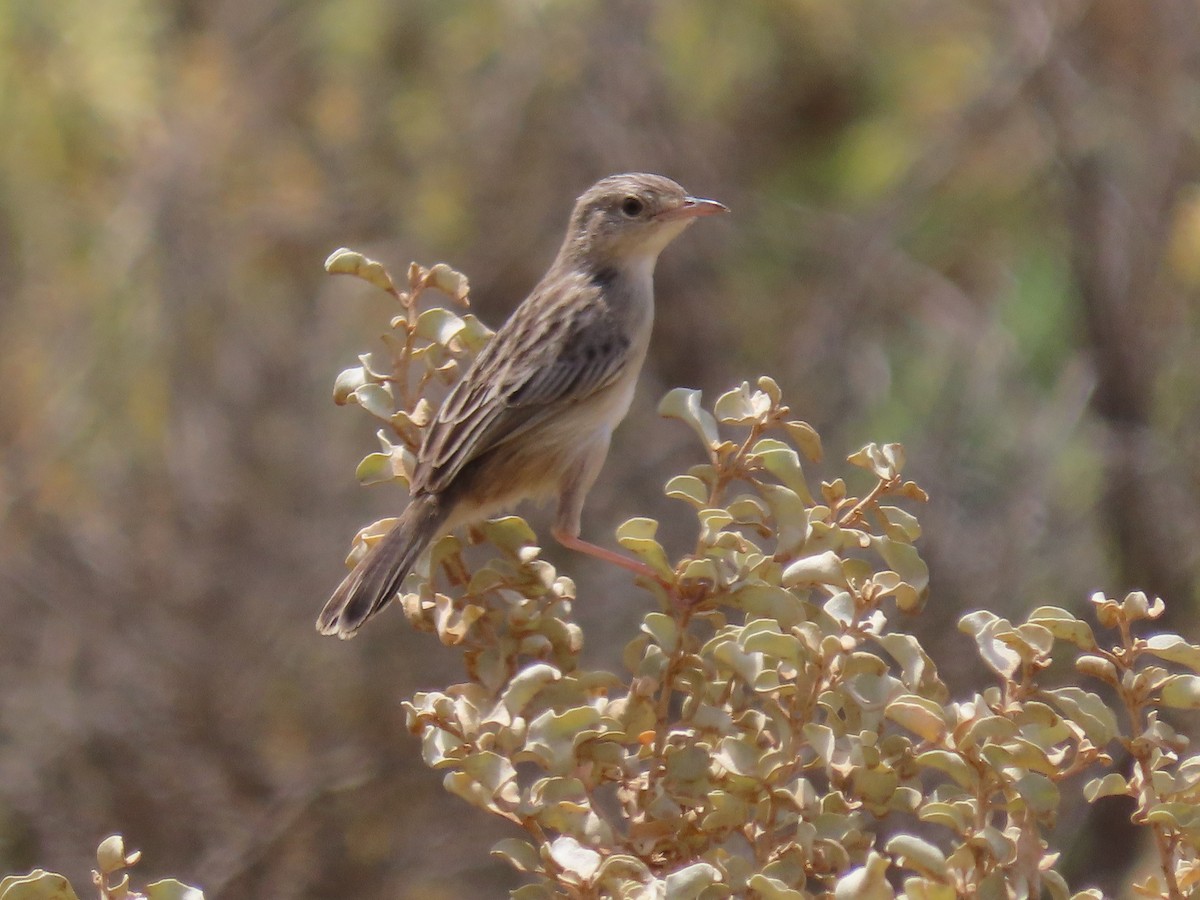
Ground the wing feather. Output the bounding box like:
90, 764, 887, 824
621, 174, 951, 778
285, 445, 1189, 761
413, 273, 631, 495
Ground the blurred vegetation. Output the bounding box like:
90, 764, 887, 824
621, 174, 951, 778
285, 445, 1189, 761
0, 834, 203, 900
2, 0, 1200, 896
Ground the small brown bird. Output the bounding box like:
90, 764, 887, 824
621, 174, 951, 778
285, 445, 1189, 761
318, 173, 727, 637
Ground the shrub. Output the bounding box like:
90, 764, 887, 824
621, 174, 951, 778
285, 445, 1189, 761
317, 254, 1200, 899
0, 834, 201, 900
11, 255, 1200, 899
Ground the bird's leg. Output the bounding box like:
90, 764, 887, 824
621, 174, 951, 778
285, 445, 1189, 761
553, 443, 674, 589
554, 526, 702, 611
552, 527, 665, 583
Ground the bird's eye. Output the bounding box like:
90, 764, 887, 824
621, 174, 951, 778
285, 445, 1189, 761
620, 196, 645, 217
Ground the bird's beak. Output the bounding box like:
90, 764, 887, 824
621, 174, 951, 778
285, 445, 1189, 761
659, 196, 729, 221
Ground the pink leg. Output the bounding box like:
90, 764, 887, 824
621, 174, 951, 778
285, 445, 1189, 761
553, 437, 676, 592
552, 527, 664, 582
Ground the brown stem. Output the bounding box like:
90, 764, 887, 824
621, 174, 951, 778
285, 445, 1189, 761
649, 607, 695, 788
837, 475, 898, 529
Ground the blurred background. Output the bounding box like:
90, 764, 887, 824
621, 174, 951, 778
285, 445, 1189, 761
2, 0, 1199, 895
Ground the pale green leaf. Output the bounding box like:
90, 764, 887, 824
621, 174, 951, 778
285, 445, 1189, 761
886, 834, 948, 879
730, 583, 807, 630
1119, 590, 1164, 622
782, 550, 847, 589
356, 448, 407, 486
351, 382, 395, 420
461, 751, 519, 801
426, 262, 470, 303
714, 735, 765, 779
1160, 674, 1200, 709
1044, 687, 1118, 746
525, 707, 602, 772
784, 420, 823, 462
714, 381, 770, 424
145, 881, 204, 900
919, 801, 969, 832
1146, 801, 1200, 830
752, 438, 813, 502
959, 714, 1017, 749
1027, 606, 1096, 650
702, 791, 749, 831
332, 365, 369, 405
456, 314, 494, 352
325, 247, 396, 292
959, 611, 1021, 680
96, 835, 140, 872
746, 874, 803, 899
847, 443, 904, 480
476, 516, 539, 555
876, 633, 938, 693
833, 851, 893, 899
658, 388, 720, 449
511, 885, 554, 900
697, 508, 734, 535
878, 505, 920, 540
872, 537, 929, 612
664, 862, 721, 899
615, 518, 674, 577
900, 879, 956, 900
414, 307, 466, 346
756, 375, 782, 405
548, 835, 601, 881
915, 750, 975, 789
641, 612, 678, 649
500, 664, 562, 716
741, 622, 801, 667
491, 838, 542, 874
0, 871, 80, 900
1013, 772, 1059, 818
885, 694, 946, 742
803, 723, 836, 768
728, 495, 768, 524
665, 474, 710, 508
757, 483, 808, 554
1143, 634, 1200, 673
1083, 773, 1128, 802
594, 854, 652, 886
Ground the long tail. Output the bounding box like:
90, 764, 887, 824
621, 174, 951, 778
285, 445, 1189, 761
317, 494, 448, 638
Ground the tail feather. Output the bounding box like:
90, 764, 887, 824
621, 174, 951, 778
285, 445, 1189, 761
317, 494, 447, 638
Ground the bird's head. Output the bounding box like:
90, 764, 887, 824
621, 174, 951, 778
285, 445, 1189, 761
560, 173, 727, 271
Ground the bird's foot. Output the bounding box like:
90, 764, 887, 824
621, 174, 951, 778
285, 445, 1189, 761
553, 530, 717, 612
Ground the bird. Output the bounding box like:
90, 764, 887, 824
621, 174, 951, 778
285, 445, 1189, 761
317, 173, 727, 638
